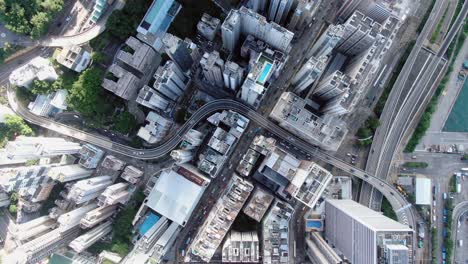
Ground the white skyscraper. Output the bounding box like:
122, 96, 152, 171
221, 7, 294, 53
200, 51, 225, 87
97, 183, 130, 207
336, 11, 381, 56
313, 71, 351, 101
325, 199, 413, 264
309, 24, 344, 58
57, 203, 98, 231
223, 61, 244, 91
80, 205, 118, 228
268, 0, 293, 24
291, 56, 327, 93
170, 149, 194, 164
136, 85, 171, 112
67, 176, 113, 204
69, 221, 113, 253
48, 164, 93, 183
153, 60, 188, 101
5, 136, 81, 160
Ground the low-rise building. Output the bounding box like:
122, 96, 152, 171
243, 187, 274, 222
262, 199, 294, 264
101, 155, 126, 171
116, 36, 160, 76
9, 56, 58, 88
48, 164, 93, 183
28, 89, 68, 117
136, 85, 171, 112
78, 144, 105, 169
415, 177, 432, 205
102, 64, 141, 100
56, 45, 91, 72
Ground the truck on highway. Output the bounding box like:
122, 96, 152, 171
461, 168, 468, 171
456, 183, 461, 193
458, 239, 463, 247
442, 247, 446, 260
443, 192, 447, 199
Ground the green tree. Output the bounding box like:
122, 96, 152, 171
30, 80, 55, 95
111, 241, 129, 256
106, 10, 135, 41
91, 51, 106, 64
8, 204, 17, 214
0, 114, 34, 144
66, 67, 104, 116
114, 111, 137, 134
366, 117, 380, 131
30, 12, 51, 39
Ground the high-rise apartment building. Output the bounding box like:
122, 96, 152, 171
5, 136, 81, 160
57, 203, 99, 231
137, 111, 173, 144
48, 164, 93, 183
200, 51, 225, 87
197, 13, 221, 41
268, 0, 293, 24
223, 61, 244, 91
97, 183, 130, 207
287, 0, 320, 31
136, 85, 171, 112
269, 92, 348, 151
170, 149, 194, 164
305, 232, 343, 264
291, 56, 327, 93
186, 175, 253, 262
80, 205, 118, 228
162, 34, 198, 72
336, 11, 381, 56
309, 25, 344, 58
69, 221, 113, 253
336, 0, 364, 22
67, 176, 113, 205
313, 71, 351, 101
78, 144, 105, 169
120, 166, 144, 185
221, 7, 294, 52
153, 61, 188, 101
324, 199, 413, 264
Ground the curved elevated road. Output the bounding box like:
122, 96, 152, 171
7, 86, 415, 228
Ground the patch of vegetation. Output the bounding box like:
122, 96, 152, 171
356, 117, 380, 147
0, 0, 64, 38
402, 162, 428, 168
405, 22, 468, 152
444, 198, 454, 263
0, 114, 34, 147
430, 3, 450, 43
462, 153, 468, 160
0, 43, 22, 63
40, 183, 63, 215
91, 51, 106, 65
114, 111, 137, 135
66, 67, 105, 117
174, 108, 187, 123
417, 0, 436, 33
15, 86, 35, 104
30, 79, 60, 95
449, 175, 456, 193
168, 0, 222, 40
25, 159, 39, 166
381, 196, 397, 221
105, 0, 152, 41
448, 0, 464, 31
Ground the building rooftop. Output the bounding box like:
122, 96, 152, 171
9, 56, 58, 88
325, 199, 413, 232
102, 64, 141, 100
415, 177, 432, 205
187, 175, 253, 262
270, 92, 347, 151
243, 187, 274, 222
56, 45, 91, 73
146, 166, 210, 226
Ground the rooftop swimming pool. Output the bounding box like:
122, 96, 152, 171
139, 212, 160, 236
306, 220, 322, 229
257, 62, 273, 85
